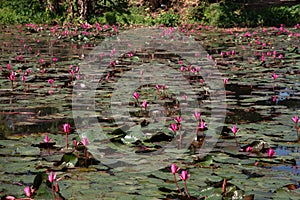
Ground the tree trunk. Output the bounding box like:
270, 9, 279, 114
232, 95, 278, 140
149, 0, 161, 10
47, 0, 55, 12
77, 0, 89, 20
67, 0, 73, 19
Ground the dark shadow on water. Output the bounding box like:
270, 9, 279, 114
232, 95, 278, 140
0, 106, 74, 139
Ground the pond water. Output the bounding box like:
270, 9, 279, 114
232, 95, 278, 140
0, 24, 299, 199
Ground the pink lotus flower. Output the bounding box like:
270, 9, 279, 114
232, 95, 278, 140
44, 134, 50, 143
155, 84, 160, 91
48, 90, 54, 95
63, 123, 71, 133
261, 54, 265, 61
133, 92, 139, 100
231, 125, 240, 146
194, 111, 201, 121
170, 164, 183, 195
110, 48, 116, 57
24, 186, 32, 197
179, 170, 190, 181
199, 120, 206, 130
267, 148, 275, 157
180, 66, 186, 72
48, 171, 57, 183
142, 100, 147, 109
109, 60, 115, 67
174, 116, 182, 124
103, 24, 109, 29
21, 75, 26, 83
223, 78, 228, 84
63, 123, 71, 148
179, 170, 191, 197
105, 73, 110, 80
231, 125, 239, 136
70, 69, 75, 76
9, 71, 15, 81
292, 115, 299, 124
48, 79, 54, 85
73, 139, 78, 147
190, 68, 197, 74
52, 57, 58, 62
81, 137, 89, 146
273, 50, 277, 56
128, 52, 133, 57
112, 25, 118, 32
170, 163, 179, 174
183, 94, 188, 101
272, 73, 278, 80
246, 146, 253, 152
25, 69, 31, 75
170, 123, 178, 133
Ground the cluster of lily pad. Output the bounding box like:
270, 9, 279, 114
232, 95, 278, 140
1, 122, 94, 199
0, 22, 299, 199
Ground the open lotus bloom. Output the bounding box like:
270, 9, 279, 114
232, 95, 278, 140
48, 171, 57, 183
292, 115, 299, 124
24, 186, 32, 197
179, 170, 190, 181
267, 148, 275, 157
170, 163, 179, 174
133, 91, 139, 100
231, 125, 239, 135
44, 134, 50, 143
81, 137, 89, 146
170, 123, 178, 133
63, 123, 71, 133
174, 116, 182, 124
142, 100, 147, 109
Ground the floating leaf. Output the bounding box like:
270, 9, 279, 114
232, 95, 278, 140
55, 153, 78, 168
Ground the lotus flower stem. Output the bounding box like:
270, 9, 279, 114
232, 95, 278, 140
235, 137, 238, 147
183, 180, 190, 198
178, 124, 182, 142
222, 178, 227, 197
292, 116, 299, 142
84, 148, 88, 167
296, 125, 299, 142
52, 183, 55, 199
231, 125, 240, 147
173, 174, 183, 196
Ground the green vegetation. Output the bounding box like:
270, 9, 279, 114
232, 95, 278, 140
195, 1, 300, 27
0, 0, 299, 27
